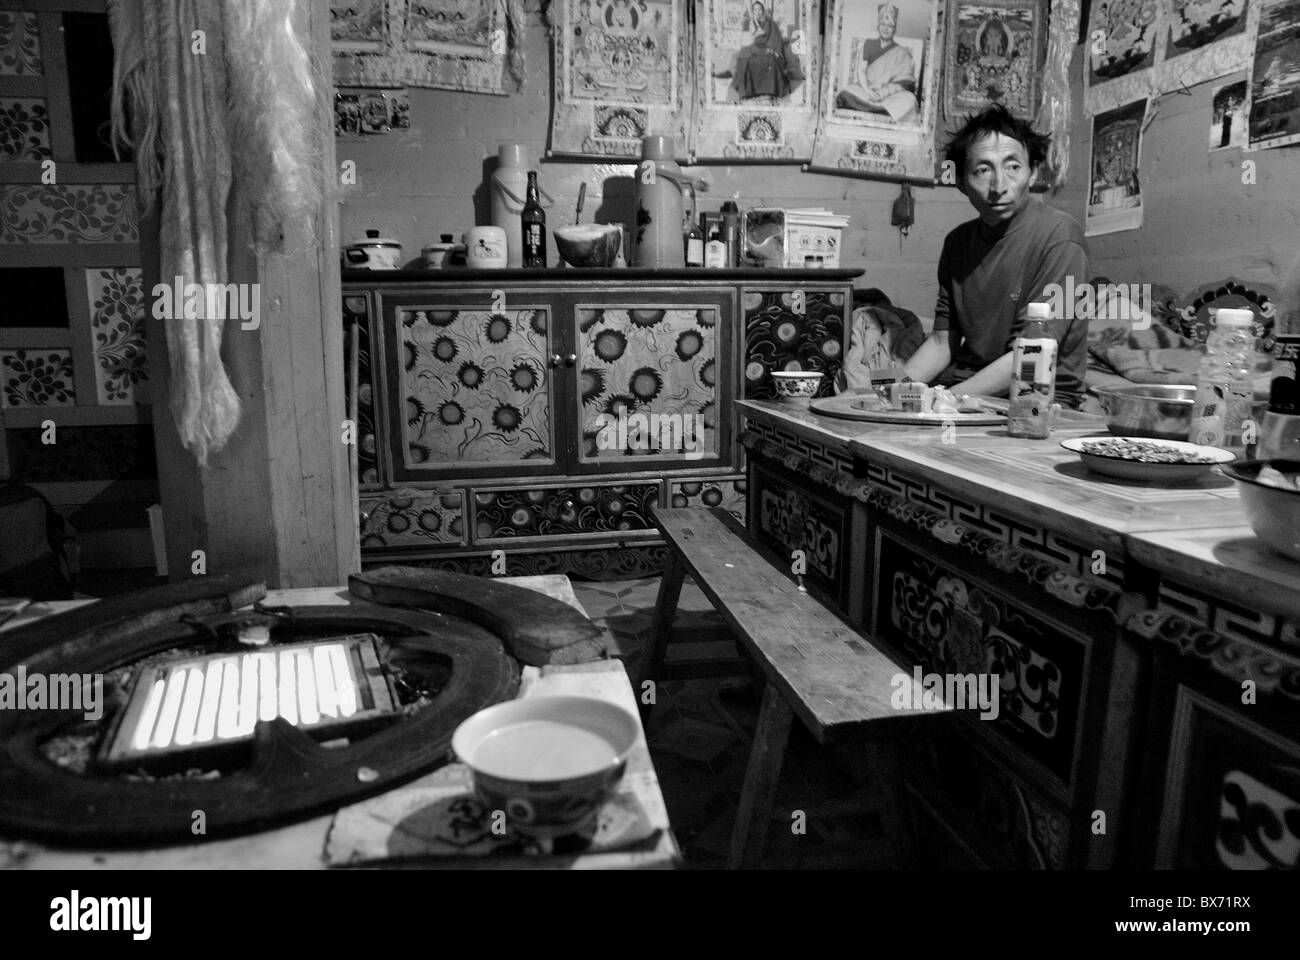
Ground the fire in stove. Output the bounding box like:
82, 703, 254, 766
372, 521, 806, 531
99, 634, 398, 771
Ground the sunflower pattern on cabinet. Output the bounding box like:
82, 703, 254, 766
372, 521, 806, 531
399, 306, 553, 466
575, 305, 718, 461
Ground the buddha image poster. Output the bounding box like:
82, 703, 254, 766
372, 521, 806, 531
692, 0, 821, 161
1086, 97, 1147, 236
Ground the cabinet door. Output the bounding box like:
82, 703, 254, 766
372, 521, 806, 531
378, 290, 562, 482
743, 287, 848, 400
567, 288, 734, 474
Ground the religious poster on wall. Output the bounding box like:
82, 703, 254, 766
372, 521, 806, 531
808, 0, 944, 183
1084, 0, 1159, 114
1161, 0, 1252, 90
1086, 97, 1147, 236
549, 0, 689, 159
331, 0, 526, 94
1247, 0, 1300, 151
942, 0, 1045, 121
690, 0, 821, 161
1209, 78, 1248, 149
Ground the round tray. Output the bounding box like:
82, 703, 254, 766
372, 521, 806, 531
808, 393, 1007, 426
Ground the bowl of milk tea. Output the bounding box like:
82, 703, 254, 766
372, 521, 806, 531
452, 695, 639, 839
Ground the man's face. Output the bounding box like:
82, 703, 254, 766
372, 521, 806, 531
878, 11, 897, 41
962, 132, 1035, 226
752, 3, 766, 24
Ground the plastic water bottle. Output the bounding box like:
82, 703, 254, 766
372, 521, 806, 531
1007, 301, 1058, 439
1190, 308, 1255, 452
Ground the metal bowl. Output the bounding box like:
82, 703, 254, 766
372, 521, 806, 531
1091, 384, 1198, 440
1221, 459, 1300, 562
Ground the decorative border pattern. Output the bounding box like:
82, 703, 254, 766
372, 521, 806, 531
1156, 579, 1300, 655
743, 417, 852, 473
0, 185, 138, 244
363, 543, 671, 581
85, 267, 148, 404
1126, 610, 1300, 705
0, 348, 75, 408
0, 12, 42, 76
0, 97, 50, 161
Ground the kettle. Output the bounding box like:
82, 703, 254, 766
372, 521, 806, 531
631, 136, 707, 268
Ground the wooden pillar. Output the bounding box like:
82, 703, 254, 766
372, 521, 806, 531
144, 1, 357, 588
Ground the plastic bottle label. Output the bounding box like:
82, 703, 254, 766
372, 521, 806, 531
1007, 337, 1057, 438
1191, 379, 1252, 448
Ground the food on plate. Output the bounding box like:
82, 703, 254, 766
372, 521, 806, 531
1077, 438, 1221, 464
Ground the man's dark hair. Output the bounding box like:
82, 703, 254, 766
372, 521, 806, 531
944, 103, 1051, 181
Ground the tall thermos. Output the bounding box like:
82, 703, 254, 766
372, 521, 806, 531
633, 135, 684, 268
491, 143, 553, 268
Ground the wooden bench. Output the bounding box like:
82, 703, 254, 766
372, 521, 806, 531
644, 507, 951, 868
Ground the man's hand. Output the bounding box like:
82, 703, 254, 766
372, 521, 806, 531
902, 331, 953, 384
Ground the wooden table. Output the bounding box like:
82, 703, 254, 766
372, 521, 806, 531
1, 578, 680, 870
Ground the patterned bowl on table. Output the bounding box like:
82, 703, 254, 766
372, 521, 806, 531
451, 695, 639, 839
770, 370, 824, 405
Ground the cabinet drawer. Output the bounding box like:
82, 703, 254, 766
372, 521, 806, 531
1153, 686, 1300, 869
751, 459, 850, 605
470, 481, 662, 544
668, 476, 746, 524
359, 490, 467, 550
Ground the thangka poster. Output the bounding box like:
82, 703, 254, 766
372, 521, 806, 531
548, 0, 690, 159
1086, 98, 1146, 236
690, 0, 821, 161
331, 0, 526, 93
808, 0, 944, 183
1247, 0, 1300, 151
1209, 78, 1248, 150
942, 0, 1045, 121
1161, 0, 1252, 90
1084, 0, 1159, 114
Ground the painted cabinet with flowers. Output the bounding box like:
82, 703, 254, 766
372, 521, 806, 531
343, 268, 859, 578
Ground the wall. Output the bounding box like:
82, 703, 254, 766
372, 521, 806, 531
1055, 48, 1300, 306
336, 2, 984, 319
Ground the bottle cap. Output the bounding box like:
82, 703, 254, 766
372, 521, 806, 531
440, 233, 453, 243
1025, 301, 1052, 319
1215, 308, 1254, 327
721, 201, 739, 213
709, 231, 720, 240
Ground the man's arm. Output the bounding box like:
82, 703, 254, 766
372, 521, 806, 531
948, 350, 1014, 397
902, 331, 952, 383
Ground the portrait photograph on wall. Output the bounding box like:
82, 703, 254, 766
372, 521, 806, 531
808, 0, 943, 183
1086, 97, 1147, 235
1209, 77, 1248, 150
942, 0, 1044, 121
549, 0, 690, 159
691, 0, 821, 161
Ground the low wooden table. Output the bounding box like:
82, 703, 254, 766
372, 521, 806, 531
1, 578, 680, 870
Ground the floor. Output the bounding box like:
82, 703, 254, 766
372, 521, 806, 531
571, 576, 907, 869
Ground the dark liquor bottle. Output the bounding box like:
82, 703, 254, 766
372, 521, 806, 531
521, 171, 547, 268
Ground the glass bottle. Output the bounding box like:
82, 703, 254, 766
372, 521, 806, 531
521, 171, 547, 268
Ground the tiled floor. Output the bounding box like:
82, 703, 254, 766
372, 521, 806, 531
572, 576, 907, 869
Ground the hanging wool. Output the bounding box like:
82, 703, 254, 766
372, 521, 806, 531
1035, 0, 1081, 192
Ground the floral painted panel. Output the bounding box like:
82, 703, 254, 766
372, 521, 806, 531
668, 476, 746, 523
472, 482, 660, 541
1, 348, 75, 408
85, 267, 148, 405
744, 288, 845, 400
0, 12, 42, 76
400, 306, 552, 466
0, 185, 138, 244
360, 490, 466, 550
576, 306, 718, 461
0, 98, 50, 161
343, 294, 380, 485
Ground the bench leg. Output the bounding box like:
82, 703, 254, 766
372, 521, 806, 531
728, 680, 793, 869
641, 551, 685, 694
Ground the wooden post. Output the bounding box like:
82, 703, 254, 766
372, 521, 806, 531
143, 1, 357, 588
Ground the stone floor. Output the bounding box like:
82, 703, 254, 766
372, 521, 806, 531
571, 576, 906, 869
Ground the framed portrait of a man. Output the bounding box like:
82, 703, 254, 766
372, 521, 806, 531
809, 0, 943, 183
692, 0, 821, 161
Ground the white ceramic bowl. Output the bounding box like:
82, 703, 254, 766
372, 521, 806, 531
1222, 459, 1300, 562
770, 370, 823, 406
451, 695, 639, 838
1060, 436, 1235, 481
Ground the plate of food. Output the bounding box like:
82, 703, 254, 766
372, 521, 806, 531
809, 384, 1007, 425
1060, 436, 1235, 481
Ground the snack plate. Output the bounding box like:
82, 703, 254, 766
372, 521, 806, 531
808, 393, 1007, 425
1060, 436, 1235, 481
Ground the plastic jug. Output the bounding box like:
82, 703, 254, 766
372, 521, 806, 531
491, 143, 552, 268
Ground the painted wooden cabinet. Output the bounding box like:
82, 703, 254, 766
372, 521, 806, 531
343, 268, 858, 576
